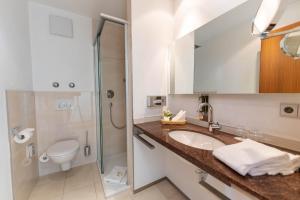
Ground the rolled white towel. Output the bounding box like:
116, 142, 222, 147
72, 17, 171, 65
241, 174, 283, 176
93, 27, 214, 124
213, 139, 290, 176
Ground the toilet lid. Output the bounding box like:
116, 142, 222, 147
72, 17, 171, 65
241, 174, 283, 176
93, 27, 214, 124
47, 140, 79, 157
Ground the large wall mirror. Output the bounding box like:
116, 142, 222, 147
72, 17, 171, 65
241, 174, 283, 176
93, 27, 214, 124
170, 0, 300, 94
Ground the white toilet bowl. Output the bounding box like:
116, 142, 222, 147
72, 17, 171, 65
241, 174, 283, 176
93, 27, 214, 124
47, 140, 79, 171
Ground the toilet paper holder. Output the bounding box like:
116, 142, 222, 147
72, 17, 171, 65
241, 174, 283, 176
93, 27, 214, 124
11, 126, 35, 144
39, 152, 50, 163
11, 126, 24, 139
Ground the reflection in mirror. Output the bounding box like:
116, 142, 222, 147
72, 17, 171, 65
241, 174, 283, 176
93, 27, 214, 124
260, 21, 300, 93
252, 0, 288, 36
171, 32, 195, 94
280, 30, 300, 59
170, 0, 300, 94
193, 0, 262, 94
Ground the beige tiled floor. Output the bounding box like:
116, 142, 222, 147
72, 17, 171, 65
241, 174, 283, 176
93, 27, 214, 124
28, 163, 188, 200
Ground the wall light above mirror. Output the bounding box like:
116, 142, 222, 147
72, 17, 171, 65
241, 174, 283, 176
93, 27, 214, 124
170, 0, 300, 94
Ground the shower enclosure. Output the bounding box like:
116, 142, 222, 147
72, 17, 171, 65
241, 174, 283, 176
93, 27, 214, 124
94, 14, 129, 197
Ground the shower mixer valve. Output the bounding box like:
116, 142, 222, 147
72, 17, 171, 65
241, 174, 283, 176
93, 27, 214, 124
107, 90, 115, 99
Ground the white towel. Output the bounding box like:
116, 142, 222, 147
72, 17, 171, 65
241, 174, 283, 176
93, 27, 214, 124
172, 110, 186, 121
249, 153, 300, 176
104, 166, 127, 184
213, 139, 290, 176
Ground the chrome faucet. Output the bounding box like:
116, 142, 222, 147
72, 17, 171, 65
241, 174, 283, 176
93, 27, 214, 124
198, 102, 221, 133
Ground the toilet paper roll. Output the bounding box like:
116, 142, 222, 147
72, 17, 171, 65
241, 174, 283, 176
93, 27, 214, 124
13, 128, 35, 144
39, 153, 49, 163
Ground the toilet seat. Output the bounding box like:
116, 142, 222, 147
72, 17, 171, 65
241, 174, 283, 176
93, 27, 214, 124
47, 140, 79, 157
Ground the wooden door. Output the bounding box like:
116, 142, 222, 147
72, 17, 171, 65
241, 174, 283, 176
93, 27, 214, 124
260, 22, 300, 93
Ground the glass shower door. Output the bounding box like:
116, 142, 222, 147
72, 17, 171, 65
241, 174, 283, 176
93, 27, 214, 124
93, 17, 129, 197
94, 35, 104, 174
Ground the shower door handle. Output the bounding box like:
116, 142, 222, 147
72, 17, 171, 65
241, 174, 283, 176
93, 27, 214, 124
134, 131, 155, 150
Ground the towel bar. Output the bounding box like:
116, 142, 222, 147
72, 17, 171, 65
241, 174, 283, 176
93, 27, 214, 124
196, 170, 230, 200
134, 129, 155, 150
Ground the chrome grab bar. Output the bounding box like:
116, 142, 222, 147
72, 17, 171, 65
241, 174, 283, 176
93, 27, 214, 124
196, 169, 230, 200
134, 129, 155, 150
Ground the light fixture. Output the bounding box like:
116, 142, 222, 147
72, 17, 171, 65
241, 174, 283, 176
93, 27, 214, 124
252, 0, 288, 37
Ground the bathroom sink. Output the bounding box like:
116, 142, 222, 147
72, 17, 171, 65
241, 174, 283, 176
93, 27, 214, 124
168, 131, 225, 150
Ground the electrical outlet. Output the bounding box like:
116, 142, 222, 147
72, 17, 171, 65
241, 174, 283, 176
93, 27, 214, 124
280, 103, 299, 118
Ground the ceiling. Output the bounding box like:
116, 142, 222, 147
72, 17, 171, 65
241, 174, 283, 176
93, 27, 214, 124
29, 0, 126, 20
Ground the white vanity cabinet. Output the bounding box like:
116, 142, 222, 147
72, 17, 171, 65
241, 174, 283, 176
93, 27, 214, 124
133, 128, 166, 190
165, 150, 259, 200
165, 149, 231, 200
133, 127, 259, 200
230, 186, 259, 200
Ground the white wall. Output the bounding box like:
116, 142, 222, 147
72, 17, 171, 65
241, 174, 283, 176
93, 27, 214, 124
0, 0, 33, 199
29, 2, 94, 91
35, 92, 97, 176
129, 0, 261, 119
174, 0, 248, 39
169, 94, 300, 142
131, 0, 174, 120
30, 0, 127, 20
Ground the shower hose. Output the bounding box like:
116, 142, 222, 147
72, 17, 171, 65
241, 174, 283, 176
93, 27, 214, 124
109, 102, 126, 129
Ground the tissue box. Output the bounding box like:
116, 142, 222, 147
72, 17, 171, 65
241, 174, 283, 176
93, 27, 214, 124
160, 120, 187, 125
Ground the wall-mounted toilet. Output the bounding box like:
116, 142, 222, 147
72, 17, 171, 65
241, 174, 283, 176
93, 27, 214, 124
47, 139, 79, 171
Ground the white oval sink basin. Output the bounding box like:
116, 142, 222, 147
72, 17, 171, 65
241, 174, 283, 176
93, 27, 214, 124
168, 131, 225, 150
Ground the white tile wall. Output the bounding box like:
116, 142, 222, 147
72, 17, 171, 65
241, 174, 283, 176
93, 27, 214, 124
168, 94, 300, 142
35, 92, 97, 176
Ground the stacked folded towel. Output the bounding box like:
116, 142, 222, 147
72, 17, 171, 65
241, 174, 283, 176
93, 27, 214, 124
213, 139, 300, 176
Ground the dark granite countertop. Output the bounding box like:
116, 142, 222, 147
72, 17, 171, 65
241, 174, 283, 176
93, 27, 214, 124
134, 121, 300, 200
